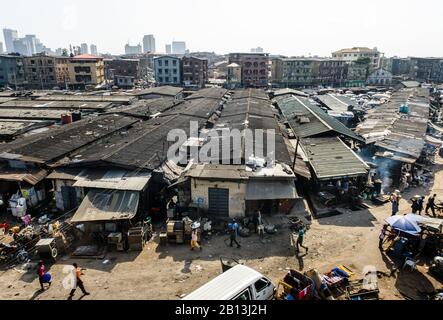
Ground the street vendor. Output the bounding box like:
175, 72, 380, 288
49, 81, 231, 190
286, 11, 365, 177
390, 190, 400, 216
379, 225, 388, 250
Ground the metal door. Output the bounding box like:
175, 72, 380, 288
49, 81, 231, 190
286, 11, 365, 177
61, 186, 78, 210
208, 188, 229, 217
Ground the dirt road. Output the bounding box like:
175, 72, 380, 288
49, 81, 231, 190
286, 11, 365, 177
1, 158, 442, 300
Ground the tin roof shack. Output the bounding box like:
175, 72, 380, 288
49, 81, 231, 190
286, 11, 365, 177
273, 94, 369, 217
132, 86, 184, 101
53, 169, 152, 251
175, 89, 298, 219
182, 163, 297, 219
315, 93, 362, 128
0, 115, 138, 213
355, 88, 430, 192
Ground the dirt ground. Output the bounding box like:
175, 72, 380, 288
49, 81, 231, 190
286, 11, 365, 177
1, 157, 442, 300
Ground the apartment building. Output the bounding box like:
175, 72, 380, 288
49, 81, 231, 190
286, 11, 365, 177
0, 54, 25, 89
182, 56, 208, 88
228, 53, 269, 87
332, 47, 382, 71
67, 54, 105, 89
154, 55, 182, 86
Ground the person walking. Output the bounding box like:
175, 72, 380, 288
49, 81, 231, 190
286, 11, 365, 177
410, 196, 419, 214
252, 210, 262, 233
296, 227, 308, 253
417, 196, 425, 215
379, 225, 388, 250
390, 190, 400, 216
190, 227, 202, 251
228, 219, 241, 248
37, 261, 51, 291
425, 194, 437, 217
68, 263, 90, 299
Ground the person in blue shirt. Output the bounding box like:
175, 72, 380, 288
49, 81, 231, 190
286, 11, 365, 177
228, 219, 241, 248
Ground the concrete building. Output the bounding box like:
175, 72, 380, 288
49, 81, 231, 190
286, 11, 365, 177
409, 57, 443, 83
23, 53, 59, 89
366, 68, 392, 86
226, 63, 242, 89
143, 35, 156, 53
24, 35, 37, 55
0, 42, 4, 54
228, 53, 269, 87
332, 47, 383, 71
0, 54, 25, 89
251, 47, 264, 53
172, 41, 186, 55
80, 43, 89, 55
182, 56, 208, 88
318, 59, 347, 87
344, 60, 369, 87
55, 56, 70, 89
154, 55, 182, 86
271, 57, 319, 87
104, 58, 140, 88
165, 44, 172, 54
90, 44, 98, 56
67, 54, 105, 89
391, 57, 411, 76
125, 43, 142, 55
12, 39, 29, 56
3, 29, 18, 53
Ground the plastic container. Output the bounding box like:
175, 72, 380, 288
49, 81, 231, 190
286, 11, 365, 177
61, 113, 73, 125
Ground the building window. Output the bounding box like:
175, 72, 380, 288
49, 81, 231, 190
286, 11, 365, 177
158, 76, 163, 82
158, 69, 162, 74
173, 77, 177, 82
165, 60, 169, 66
165, 77, 170, 82
173, 60, 177, 66
173, 69, 177, 74
158, 60, 162, 66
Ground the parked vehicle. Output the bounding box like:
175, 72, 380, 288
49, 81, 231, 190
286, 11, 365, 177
183, 264, 275, 300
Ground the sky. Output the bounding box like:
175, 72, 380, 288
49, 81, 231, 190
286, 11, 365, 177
1, 0, 442, 57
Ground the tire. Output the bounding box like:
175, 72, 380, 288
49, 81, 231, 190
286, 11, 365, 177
51, 247, 58, 259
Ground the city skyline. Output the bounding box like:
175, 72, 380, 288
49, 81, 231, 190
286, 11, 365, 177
0, 0, 443, 58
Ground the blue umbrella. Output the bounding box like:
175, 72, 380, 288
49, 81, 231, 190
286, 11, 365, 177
385, 214, 421, 235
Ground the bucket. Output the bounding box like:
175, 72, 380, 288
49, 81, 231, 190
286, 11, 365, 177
72, 111, 82, 122
61, 113, 73, 125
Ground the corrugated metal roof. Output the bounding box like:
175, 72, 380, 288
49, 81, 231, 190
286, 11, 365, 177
0, 100, 113, 110
72, 169, 150, 191
71, 189, 139, 223
245, 180, 298, 200
133, 86, 183, 97
300, 137, 369, 180
0, 115, 139, 164
0, 168, 48, 185
274, 95, 363, 142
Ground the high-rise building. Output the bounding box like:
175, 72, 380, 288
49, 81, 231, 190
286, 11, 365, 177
172, 41, 186, 55
165, 44, 172, 54
90, 44, 98, 56
143, 35, 156, 53
125, 43, 142, 55
251, 47, 264, 53
3, 29, 18, 53
24, 35, 37, 55
0, 42, 4, 54
80, 43, 89, 54
12, 38, 29, 56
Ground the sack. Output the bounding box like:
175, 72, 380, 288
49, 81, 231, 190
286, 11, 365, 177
42, 273, 51, 283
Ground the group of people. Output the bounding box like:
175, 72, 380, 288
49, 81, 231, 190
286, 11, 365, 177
37, 261, 90, 299
390, 190, 440, 218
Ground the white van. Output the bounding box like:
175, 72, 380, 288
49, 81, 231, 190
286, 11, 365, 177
183, 265, 275, 300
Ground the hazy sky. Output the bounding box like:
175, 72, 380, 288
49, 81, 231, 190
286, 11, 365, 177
1, 0, 442, 57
